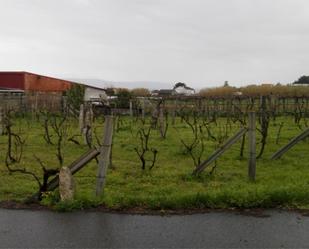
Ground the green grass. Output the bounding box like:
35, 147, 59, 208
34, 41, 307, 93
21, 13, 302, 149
1, 114, 309, 211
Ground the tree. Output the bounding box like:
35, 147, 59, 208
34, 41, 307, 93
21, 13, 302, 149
294, 76, 309, 84
131, 88, 150, 97
199, 86, 237, 97
115, 88, 132, 108
134, 120, 158, 170
66, 84, 85, 112
3, 111, 59, 201
173, 82, 187, 89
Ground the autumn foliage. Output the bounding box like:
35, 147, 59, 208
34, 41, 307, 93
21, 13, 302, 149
131, 88, 151, 97
199, 84, 309, 98
199, 86, 238, 98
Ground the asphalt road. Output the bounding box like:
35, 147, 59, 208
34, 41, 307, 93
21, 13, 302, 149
1, 209, 309, 248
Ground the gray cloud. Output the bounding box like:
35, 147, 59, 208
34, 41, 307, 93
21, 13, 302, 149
1, 0, 309, 89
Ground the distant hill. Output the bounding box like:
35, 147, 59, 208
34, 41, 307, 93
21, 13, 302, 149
68, 78, 171, 90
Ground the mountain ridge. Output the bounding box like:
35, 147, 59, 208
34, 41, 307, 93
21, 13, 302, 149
67, 78, 172, 90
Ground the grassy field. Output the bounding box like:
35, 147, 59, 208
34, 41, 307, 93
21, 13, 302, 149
1, 113, 309, 211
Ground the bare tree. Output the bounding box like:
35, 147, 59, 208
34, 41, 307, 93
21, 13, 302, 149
50, 113, 69, 167
231, 103, 247, 158
159, 105, 169, 139
3, 111, 25, 163
40, 111, 54, 145
134, 120, 158, 170
257, 96, 270, 159
177, 111, 206, 168
4, 111, 58, 201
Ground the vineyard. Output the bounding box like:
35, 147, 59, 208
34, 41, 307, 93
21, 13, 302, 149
1, 95, 309, 210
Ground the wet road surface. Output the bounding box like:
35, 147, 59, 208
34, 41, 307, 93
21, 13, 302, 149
1, 209, 309, 248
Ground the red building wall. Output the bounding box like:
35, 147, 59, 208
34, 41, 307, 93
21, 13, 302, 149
0, 72, 74, 92
0, 72, 24, 90
24, 73, 72, 92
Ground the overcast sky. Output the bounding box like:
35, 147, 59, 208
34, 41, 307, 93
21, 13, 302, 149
0, 0, 309, 89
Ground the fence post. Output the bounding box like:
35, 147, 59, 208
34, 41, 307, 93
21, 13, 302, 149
79, 104, 84, 133
129, 100, 133, 117
141, 98, 145, 119
96, 115, 113, 196
172, 99, 177, 125
248, 111, 256, 181
0, 107, 3, 135
159, 105, 165, 138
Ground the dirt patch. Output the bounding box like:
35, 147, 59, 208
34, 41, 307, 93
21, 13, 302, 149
88, 205, 215, 216
1, 200, 309, 217
0, 201, 49, 211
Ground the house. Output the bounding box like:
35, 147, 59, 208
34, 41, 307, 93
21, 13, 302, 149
151, 89, 175, 97
173, 82, 195, 96
151, 83, 195, 97
151, 90, 160, 96
84, 86, 109, 106
159, 89, 175, 96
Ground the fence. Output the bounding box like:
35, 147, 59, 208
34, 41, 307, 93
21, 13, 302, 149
129, 96, 309, 118
0, 92, 64, 112
3, 93, 309, 117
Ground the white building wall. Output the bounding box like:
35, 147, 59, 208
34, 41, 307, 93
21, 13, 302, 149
84, 87, 107, 102
174, 86, 195, 95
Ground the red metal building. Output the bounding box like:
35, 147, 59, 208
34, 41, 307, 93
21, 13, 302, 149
0, 71, 76, 92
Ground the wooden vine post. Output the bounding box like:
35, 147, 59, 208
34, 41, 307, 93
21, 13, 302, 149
159, 104, 165, 138
248, 111, 256, 181
141, 98, 145, 119
0, 107, 3, 135
96, 115, 114, 196
129, 100, 133, 117
171, 99, 177, 125
79, 103, 84, 133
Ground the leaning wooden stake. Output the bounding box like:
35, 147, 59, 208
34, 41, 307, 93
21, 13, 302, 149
193, 127, 247, 175
248, 112, 256, 181
271, 127, 309, 160
96, 115, 113, 196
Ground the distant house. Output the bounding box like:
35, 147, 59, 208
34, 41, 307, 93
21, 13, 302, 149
173, 82, 195, 96
151, 89, 175, 97
84, 86, 108, 104
151, 90, 160, 96
151, 84, 195, 97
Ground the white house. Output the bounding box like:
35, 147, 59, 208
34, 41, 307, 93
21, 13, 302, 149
84, 86, 108, 105
173, 84, 195, 96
